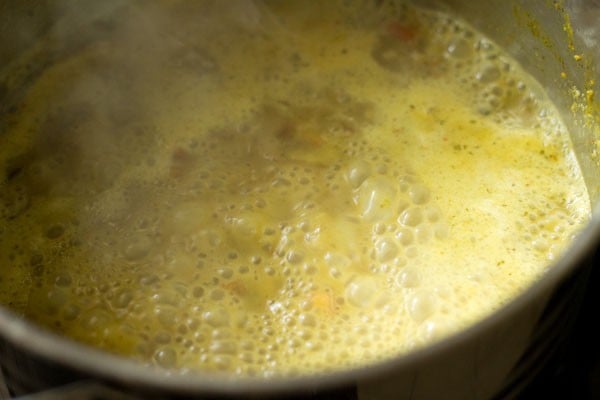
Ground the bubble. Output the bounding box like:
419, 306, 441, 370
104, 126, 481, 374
123, 236, 152, 261
408, 184, 430, 205
532, 238, 549, 252
193, 286, 205, 298
396, 267, 421, 288
407, 291, 437, 322
286, 250, 304, 264
55, 273, 72, 287
140, 274, 159, 286
305, 341, 322, 351
396, 228, 414, 246
398, 207, 423, 227
446, 38, 472, 59
203, 309, 230, 327
476, 65, 501, 83
155, 331, 172, 344
346, 160, 371, 188
239, 352, 254, 363
415, 225, 432, 243
424, 206, 441, 222
210, 340, 237, 355
154, 347, 177, 368
152, 290, 180, 307
356, 176, 398, 222
345, 278, 377, 308
45, 289, 68, 313
298, 313, 317, 327
419, 317, 452, 343
112, 288, 134, 309
83, 308, 111, 330
210, 289, 225, 301
374, 237, 399, 262
62, 304, 81, 321
156, 307, 178, 328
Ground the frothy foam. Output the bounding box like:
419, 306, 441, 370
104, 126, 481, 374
0, 0, 590, 377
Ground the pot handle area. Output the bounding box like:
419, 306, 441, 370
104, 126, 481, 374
8, 381, 137, 400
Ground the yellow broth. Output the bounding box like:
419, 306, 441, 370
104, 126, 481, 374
0, 1, 590, 376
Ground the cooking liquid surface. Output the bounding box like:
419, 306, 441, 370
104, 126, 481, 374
0, 1, 591, 376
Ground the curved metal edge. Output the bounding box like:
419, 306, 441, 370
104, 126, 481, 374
1, 209, 598, 398
1, 0, 600, 397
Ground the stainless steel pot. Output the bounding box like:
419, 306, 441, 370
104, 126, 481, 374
1, 1, 599, 399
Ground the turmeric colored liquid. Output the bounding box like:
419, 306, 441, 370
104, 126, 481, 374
0, 1, 590, 376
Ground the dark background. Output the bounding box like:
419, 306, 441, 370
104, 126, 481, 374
519, 248, 600, 400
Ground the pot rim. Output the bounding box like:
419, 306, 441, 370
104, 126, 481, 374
1, 205, 599, 396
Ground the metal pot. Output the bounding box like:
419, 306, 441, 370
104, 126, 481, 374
1, 1, 599, 399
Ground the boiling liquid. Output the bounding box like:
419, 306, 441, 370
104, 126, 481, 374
0, 1, 590, 376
